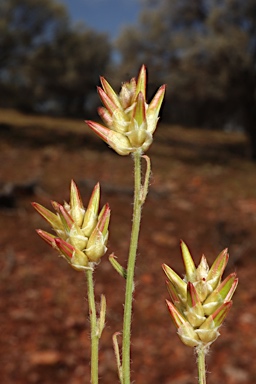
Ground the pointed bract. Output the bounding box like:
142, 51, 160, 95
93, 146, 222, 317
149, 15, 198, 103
166, 300, 200, 347
119, 78, 136, 109
162, 263, 187, 302
166, 280, 183, 311
97, 203, 111, 235
203, 273, 238, 316
166, 299, 186, 328
133, 92, 146, 127
135, 64, 147, 99
98, 107, 113, 126
36, 229, 57, 247
97, 86, 119, 115
146, 85, 166, 134
180, 240, 196, 282
100, 77, 122, 110
32, 202, 63, 230
70, 180, 85, 227
85, 120, 132, 156
55, 238, 74, 259
82, 183, 100, 237
185, 282, 206, 327
206, 248, 229, 291
85, 204, 110, 262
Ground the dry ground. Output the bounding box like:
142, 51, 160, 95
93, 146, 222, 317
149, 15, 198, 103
0, 109, 256, 383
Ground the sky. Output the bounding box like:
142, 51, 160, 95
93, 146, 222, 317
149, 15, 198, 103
59, 0, 141, 39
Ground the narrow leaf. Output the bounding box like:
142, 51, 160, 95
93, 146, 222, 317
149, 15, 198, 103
109, 253, 127, 279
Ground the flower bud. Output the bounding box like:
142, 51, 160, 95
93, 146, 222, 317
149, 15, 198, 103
33, 181, 110, 271
163, 242, 238, 348
86, 65, 165, 155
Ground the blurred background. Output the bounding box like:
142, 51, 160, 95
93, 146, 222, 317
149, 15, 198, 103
1, 0, 256, 383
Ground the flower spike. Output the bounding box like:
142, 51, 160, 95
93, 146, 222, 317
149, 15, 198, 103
33, 181, 110, 271
86, 65, 165, 155
163, 242, 238, 348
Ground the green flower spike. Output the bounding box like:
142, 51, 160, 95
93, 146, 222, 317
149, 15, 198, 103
163, 241, 238, 348
32, 180, 110, 271
86, 65, 166, 155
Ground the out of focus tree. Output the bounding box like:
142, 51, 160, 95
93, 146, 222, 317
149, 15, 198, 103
0, 0, 111, 115
116, 0, 256, 159
0, 0, 68, 108
28, 26, 111, 116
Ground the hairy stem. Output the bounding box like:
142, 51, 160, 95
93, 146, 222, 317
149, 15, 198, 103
122, 150, 144, 384
197, 345, 207, 384
86, 268, 99, 384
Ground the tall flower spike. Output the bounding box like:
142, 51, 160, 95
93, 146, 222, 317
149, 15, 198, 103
32, 181, 110, 271
85, 65, 166, 156
163, 241, 238, 348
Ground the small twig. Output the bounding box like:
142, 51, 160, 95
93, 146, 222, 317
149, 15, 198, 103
113, 332, 123, 384
109, 253, 127, 279
140, 155, 151, 204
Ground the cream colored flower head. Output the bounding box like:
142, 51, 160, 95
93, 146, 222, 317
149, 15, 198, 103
86, 65, 166, 155
163, 241, 238, 348
32, 181, 110, 271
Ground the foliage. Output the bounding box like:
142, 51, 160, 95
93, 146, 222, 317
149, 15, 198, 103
28, 26, 111, 116
0, 0, 111, 115
116, 0, 256, 158
1, 0, 256, 158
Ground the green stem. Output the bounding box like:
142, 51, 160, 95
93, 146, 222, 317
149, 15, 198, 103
86, 268, 99, 384
197, 345, 207, 384
122, 150, 144, 384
